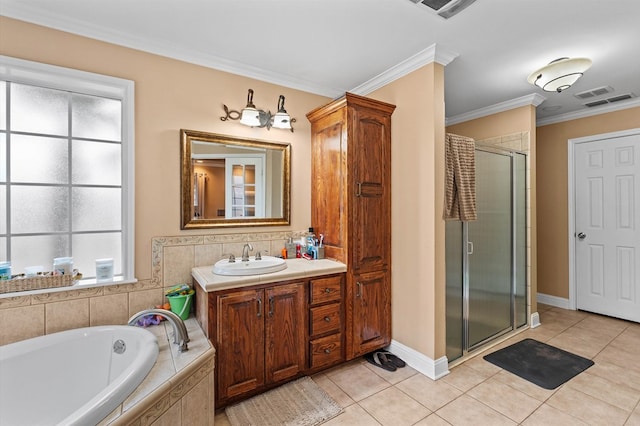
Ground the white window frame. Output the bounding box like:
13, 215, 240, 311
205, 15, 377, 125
0, 55, 135, 283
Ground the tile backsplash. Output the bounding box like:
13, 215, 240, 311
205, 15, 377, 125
0, 230, 304, 345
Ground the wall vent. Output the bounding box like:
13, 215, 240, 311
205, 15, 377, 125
410, 0, 477, 19
584, 93, 635, 107
574, 86, 614, 100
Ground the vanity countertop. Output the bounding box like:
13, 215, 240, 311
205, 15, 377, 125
192, 258, 347, 292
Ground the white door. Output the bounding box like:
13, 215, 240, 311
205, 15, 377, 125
574, 132, 640, 322
225, 157, 264, 218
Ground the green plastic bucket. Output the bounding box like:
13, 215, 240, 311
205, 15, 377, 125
167, 293, 193, 320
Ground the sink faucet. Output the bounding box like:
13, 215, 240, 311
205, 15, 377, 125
128, 309, 190, 352
241, 243, 253, 261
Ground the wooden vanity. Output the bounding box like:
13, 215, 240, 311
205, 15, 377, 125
192, 259, 348, 409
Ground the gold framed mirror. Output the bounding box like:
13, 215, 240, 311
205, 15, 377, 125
180, 129, 291, 229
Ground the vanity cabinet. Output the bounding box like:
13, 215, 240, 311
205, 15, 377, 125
215, 281, 306, 403
204, 272, 345, 408
307, 93, 395, 359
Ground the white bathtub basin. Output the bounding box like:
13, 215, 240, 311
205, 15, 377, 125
0, 325, 158, 426
213, 255, 287, 276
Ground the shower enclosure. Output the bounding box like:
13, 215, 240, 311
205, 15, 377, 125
446, 147, 527, 361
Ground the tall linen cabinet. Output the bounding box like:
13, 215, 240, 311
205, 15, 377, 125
307, 93, 395, 360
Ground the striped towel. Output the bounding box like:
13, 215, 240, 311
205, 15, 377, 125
443, 133, 477, 221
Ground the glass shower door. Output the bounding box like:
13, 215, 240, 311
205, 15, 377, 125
467, 151, 513, 349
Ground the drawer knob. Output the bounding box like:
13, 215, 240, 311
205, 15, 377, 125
324, 316, 331, 322
324, 288, 331, 294
324, 348, 331, 354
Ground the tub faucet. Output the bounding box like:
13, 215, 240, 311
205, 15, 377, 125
241, 243, 253, 261
128, 309, 190, 352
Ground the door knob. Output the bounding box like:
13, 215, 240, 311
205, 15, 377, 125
577, 232, 587, 240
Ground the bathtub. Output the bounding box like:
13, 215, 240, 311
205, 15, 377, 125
0, 325, 159, 426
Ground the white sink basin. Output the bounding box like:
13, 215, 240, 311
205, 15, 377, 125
213, 256, 287, 276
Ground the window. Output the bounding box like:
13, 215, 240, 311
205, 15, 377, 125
0, 56, 135, 283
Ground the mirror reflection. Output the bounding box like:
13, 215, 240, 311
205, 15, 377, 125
181, 130, 290, 229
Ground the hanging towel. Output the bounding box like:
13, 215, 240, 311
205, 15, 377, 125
443, 133, 477, 221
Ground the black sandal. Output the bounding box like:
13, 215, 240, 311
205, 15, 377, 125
379, 351, 406, 368
365, 351, 397, 372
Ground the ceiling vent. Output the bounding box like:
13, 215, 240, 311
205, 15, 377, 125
411, 0, 477, 19
585, 93, 635, 107
574, 86, 614, 100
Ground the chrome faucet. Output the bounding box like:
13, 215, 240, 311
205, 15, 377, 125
128, 309, 190, 352
241, 243, 253, 261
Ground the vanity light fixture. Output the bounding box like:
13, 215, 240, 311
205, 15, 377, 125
527, 57, 592, 93
220, 89, 296, 132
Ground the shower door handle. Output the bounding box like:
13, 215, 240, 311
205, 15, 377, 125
467, 242, 474, 255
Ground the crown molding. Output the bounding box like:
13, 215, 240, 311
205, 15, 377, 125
0, 4, 343, 98
536, 97, 640, 127
350, 43, 459, 96
445, 93, 546, 126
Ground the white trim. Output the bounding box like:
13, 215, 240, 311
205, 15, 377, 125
445, 93, 546, 126
350, 43, 459, 96
537, 293, 570, 310
567, 128, 640, 313
537, 97, 640, 127
386, 339, 449, 380
0, 55, 136, 281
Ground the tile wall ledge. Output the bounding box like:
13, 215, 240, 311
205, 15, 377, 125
0, 278, 153, 307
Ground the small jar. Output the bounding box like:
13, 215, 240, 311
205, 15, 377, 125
53, 257, 73, 276
95, 258, 114, 282
0, 261, 11, 280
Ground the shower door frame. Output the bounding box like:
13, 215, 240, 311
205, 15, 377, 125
453, 145, 528, 358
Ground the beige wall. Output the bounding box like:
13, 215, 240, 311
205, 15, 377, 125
371, 63, 447, 360
447, 105, 538, 315
0, 17, 330, 283
536, 106, 640, 299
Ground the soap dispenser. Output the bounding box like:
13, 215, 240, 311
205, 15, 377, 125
285, 237, 296, 259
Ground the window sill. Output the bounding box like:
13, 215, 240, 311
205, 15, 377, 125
0, 276, 139, 299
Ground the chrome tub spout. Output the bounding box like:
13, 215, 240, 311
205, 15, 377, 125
128, 309, 190, 352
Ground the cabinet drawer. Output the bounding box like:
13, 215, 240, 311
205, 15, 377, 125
310, 303, 341, 337
310, 334, 342, 369
310, 276, 342, 305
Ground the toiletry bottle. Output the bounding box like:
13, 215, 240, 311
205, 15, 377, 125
306, 227, 316, 256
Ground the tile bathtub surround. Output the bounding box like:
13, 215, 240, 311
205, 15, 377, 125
214, 304, 640, 426
0, 229, 306, 345
100, 318, 216, 426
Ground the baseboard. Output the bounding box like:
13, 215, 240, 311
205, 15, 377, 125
537, 293, 571, 309
386, 340, 449, 380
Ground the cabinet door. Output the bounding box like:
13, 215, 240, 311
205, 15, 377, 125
265, 282, 307, 383
351, 270, 391, 357
310, 110, 348, 264
350, 106, 391, 274
217, 289, 265, 399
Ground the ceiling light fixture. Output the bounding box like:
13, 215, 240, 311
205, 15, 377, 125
527, 57, 592, 93
220, 89, 296, 132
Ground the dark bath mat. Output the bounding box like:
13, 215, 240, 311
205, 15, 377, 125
483, 338, 594, 390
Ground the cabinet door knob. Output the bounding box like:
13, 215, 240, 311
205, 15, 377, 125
324, 287, 331, 294
324, 316, 331, 322
324, 348, 331, 354
257, 298, 262, 318
356, 281, 362, 298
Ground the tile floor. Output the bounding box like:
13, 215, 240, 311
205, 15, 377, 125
215, 304, 640, 425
